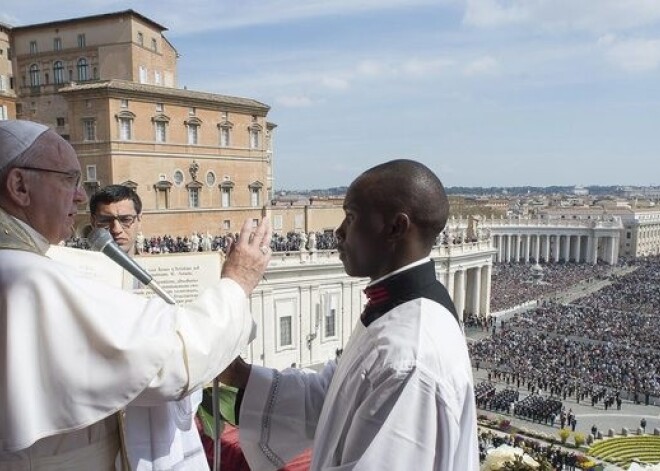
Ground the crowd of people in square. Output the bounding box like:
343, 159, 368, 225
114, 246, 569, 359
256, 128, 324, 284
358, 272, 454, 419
470, 257, 660, 408
65, 231, 339, 254
489, 262, 614, 312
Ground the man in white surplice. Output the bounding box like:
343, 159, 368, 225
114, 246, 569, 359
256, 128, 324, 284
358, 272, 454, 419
90, 184, 208, 471
221, 159, 479, 470
0, 120, 272, 470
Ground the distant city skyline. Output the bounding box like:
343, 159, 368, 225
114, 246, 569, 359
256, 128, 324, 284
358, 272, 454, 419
3, 1, 660, 189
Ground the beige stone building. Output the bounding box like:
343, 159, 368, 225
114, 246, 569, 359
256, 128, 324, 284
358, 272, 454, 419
0, 22, 16, 120
9, 10, 274, 236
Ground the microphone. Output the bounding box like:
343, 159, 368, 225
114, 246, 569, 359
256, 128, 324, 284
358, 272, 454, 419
88, 228, 176, 305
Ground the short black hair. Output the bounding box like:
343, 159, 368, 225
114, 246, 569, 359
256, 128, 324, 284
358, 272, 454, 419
90, 185, 142, 215
357, 159, 449, 248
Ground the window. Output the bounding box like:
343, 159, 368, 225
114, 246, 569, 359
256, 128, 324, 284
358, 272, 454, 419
0, 75, 6, 91
86, 165, 97, 181
206, 171, 216, 186
120, 99, 129, 108
220, 127, 230, 147
279, 316, 292, 347
324, 294, 338, 338
223, 220, 231, 230
154, 70, 161, 85
152, 38, 157, 51
77, 58, 89, 81
56, 117, 65, 127
250, 128, 260, 149
250, 188, 260, 207
187, 124, 199, 145
53, 61, 64, 84
77, 34, 86, 48
119, 118, 132, 140
85, 99, 92, 109
221, 186, 231, 207
155, 121, 166, 142
29, 41, 38, 54
29, 64, 40, 87
0, 105, 7, 121
188, 187, 199, 208
294, 214, 304, 230
273, 215, 283, 231
53, 37, 62, 51
173, 170, 184, 186
189, 107, 196, 116
156, 103, 164, 112
139, 66, 147, 84
137, 32, 144, 46
82, 118, 96, 141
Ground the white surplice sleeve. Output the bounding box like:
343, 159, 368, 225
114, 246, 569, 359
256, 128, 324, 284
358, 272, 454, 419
238, 361, 337, 470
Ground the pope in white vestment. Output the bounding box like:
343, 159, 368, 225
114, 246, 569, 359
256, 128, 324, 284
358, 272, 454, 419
238, 260, 479, 470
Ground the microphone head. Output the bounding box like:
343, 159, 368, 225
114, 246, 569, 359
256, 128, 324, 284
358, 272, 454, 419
88, 227, 114, 252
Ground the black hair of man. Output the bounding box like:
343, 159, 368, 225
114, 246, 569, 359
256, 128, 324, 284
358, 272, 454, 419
356, 159, 449, 249
90, 184, 142, 215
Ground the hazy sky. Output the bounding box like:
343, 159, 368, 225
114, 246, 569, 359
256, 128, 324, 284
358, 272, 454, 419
3, 1, 660, 189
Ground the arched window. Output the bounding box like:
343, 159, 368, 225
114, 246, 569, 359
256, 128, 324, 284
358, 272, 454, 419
53, 61, 64, 84
77, 58, 88, 81
29, 64, 40, 87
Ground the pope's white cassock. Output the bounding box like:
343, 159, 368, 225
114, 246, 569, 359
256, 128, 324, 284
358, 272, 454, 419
238, 259, 479, 470
0, 208, 253, 470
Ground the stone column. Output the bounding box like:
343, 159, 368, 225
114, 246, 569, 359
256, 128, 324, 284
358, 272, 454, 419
544, 235, 551, 262
454, 269, 466, 322
446, 269, 455, 302
588, 236, 599, 265
607, 236, 617, 265
553, 235, 561, 262
533, 234, 539, 262
574, 235, 582, 262
480, 264, 491, 317
506, 235, 512, 263
562, 234, 571, 262
470, 267, 481, 316
524, 235, 530, 263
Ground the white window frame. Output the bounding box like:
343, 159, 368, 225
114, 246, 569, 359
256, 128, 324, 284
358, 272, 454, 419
86, 164, 97, 182
82, 118, 96, 141
187, 124, 199, 145
155, 121, 166, 143
221, 186, 231, 207
188, 187, 200, 208
250, 188, 260, 207
119, 118, 132, 140
273, 215, 283, 231
275, 298, 296, 350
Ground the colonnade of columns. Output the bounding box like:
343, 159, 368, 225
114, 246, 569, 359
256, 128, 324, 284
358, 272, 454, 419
445, 264, 491, 320
492, 233, 618, 265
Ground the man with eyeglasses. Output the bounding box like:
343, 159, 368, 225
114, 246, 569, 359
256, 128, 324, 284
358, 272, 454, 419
90, 184, 143, 256
0, 119, 272, 470
90, 184, 209, 470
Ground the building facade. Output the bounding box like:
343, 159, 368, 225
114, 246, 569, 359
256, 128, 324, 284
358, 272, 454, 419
9, 10, 274, 235
0, 23, 16, 120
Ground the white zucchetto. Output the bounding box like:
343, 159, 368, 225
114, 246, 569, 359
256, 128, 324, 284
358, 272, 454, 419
0, 120, 50, 171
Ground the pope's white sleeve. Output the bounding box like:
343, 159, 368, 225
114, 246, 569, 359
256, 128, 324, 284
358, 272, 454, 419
134, 278, 254, 404
238, 361, 337, 470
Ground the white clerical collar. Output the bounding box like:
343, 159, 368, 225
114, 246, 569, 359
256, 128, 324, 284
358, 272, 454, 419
367, 256, 431, 287
11, 215, 51, 254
